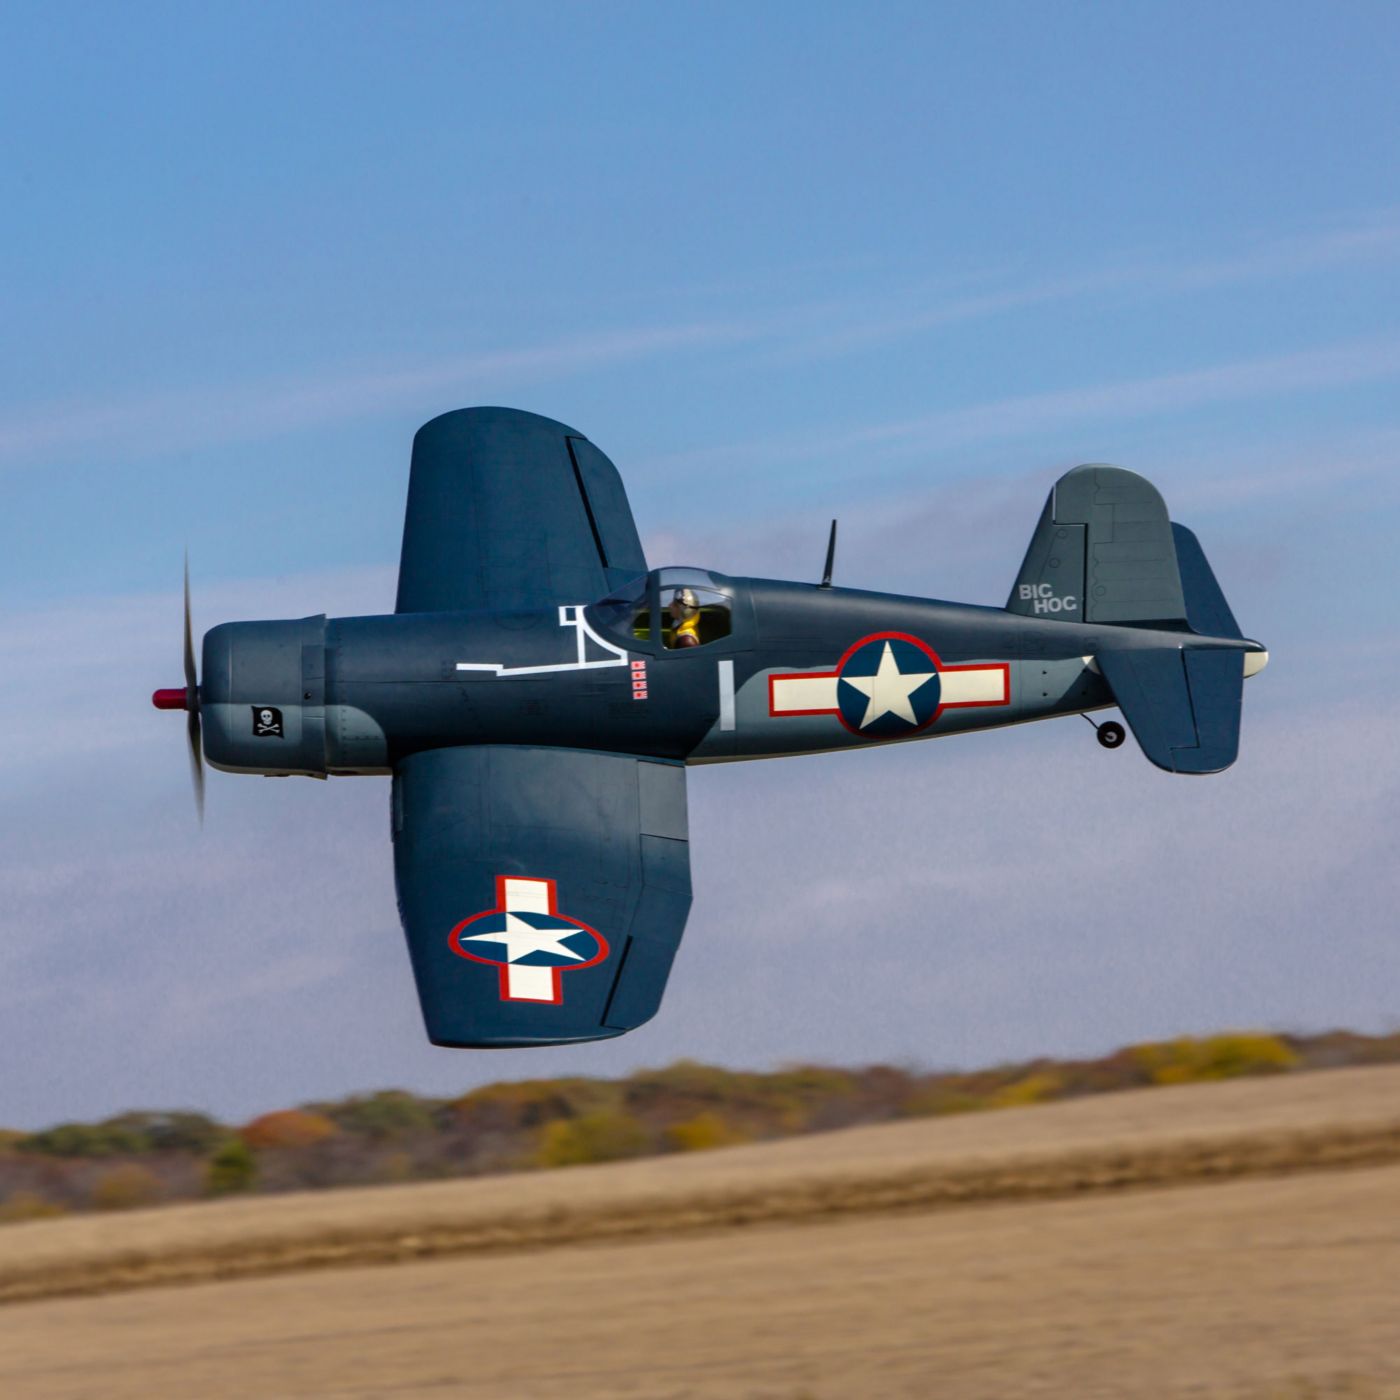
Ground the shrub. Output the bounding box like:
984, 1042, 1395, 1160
317, 1091, 436, 1143
104, 1111, 226, 1155
205, 1138, 258, 1196
1132, 1032, 1299, 1086
989, 1072, 1064, 1109
241, 1110, 339, 1150
664, 1112, 748, 1153
0, 1190, 68, 1223
624, 1060, 856, 1134
901, 1083, 990, 1118
451, 1078, 615, 1136
90, 1164, 163, 1211
536, 1110, 650, 1167
19, 1121, 145, 1157
376, 1151, 417, 1184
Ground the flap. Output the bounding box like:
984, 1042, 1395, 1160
391, 745, 691, 1047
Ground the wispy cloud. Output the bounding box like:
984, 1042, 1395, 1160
753, 212, 1400, 365
0, 321, 761, 468
5, 213, 1399, 470
650, 334, 1400, 480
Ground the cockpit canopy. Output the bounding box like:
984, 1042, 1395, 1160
590, 567, 734, 649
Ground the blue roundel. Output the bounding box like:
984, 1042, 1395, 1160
836, 636, 941, 737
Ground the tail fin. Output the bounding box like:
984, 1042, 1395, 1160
1008, 463, 1266, 774
1006, 464, 1187, 627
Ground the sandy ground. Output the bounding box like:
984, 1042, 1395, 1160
3, 1067, 1400, 1398
2, 1164, 1399, 1399
5, 1065, 1400, 1306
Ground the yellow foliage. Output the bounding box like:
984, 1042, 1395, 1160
536, 1110, 649, 1167
989, 1073, 1063, 1109
901, 1087, 989, 1118
1131, 1032, 1298, 1086
451, 1077, 613, 1131
90, 1164, 163, 1211
664, 1112, 749, 1153
0, 1190, 68, 1222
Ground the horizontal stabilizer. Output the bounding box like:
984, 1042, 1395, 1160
1097, 647, 1244, 774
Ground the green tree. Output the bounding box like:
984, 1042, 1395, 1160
205, 1137, 258, 1195
318, 1091, 436, 1142
104, 1111, 226, 1155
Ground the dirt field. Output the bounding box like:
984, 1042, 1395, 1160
3, 1067, 1400, 1398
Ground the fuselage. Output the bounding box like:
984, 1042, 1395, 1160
198, 569, 1257, 778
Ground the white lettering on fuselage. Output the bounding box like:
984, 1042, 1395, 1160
1018, 582, 1078, 615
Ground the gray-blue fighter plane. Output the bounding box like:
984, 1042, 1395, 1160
154, 408, 1267, 1049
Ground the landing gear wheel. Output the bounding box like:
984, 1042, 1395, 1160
1097, 720, 1126, 750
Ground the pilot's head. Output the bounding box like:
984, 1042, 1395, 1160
669, 587, 699, 620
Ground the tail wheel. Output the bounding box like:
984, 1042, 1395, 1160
1097, 720, 1126, 750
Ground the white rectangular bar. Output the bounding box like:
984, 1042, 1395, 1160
770, 674, 839, 713
939, 668, 1008, 705
505, 964, 555, 1001
718, 659, 736, 731
502, 877, 551, 915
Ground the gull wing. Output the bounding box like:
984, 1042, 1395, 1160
391, 745, 691, 1047
394, 406, 647, 614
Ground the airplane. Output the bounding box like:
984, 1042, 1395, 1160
154, 407, 1267, 1049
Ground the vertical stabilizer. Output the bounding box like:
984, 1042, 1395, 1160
1007, 464, 1188, 627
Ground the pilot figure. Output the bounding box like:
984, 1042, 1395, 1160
668, 587, 702, 647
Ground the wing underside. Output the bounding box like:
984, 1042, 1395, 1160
395, 407, 647, 615
391, 745, 691, 1047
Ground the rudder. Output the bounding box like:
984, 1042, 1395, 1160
1007, 464, 1188, 628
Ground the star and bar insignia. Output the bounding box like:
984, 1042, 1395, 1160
768, 632, 1009, 738
448, 876, 608, 1005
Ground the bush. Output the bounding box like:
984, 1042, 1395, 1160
0, 1190, 68, 1223
989, 1073, 1064, 1109
451, 1078, 614, 1134
19, 1121, 145, 1158
1132, 1032, 1299, 1086
537, 1111, 650, 1167
664, 1112, 748, 1153
624, 1060, 856, 1134
901, 1084, 990, 1118
316, 1092, 436, 1143
205, 1138, 258, 1196
90, 1164, 163, 1211
241, 1110, 339, 1150
104, 1111, 226, 1155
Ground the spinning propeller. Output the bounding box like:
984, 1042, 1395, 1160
151, 557, 205, 822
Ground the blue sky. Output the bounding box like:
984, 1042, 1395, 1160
2, 3, 1398, 1128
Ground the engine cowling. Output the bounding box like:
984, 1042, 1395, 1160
200, 616, 329, 777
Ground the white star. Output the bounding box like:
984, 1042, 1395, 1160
841, 641, 936, 729
463, 913, 587, 964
